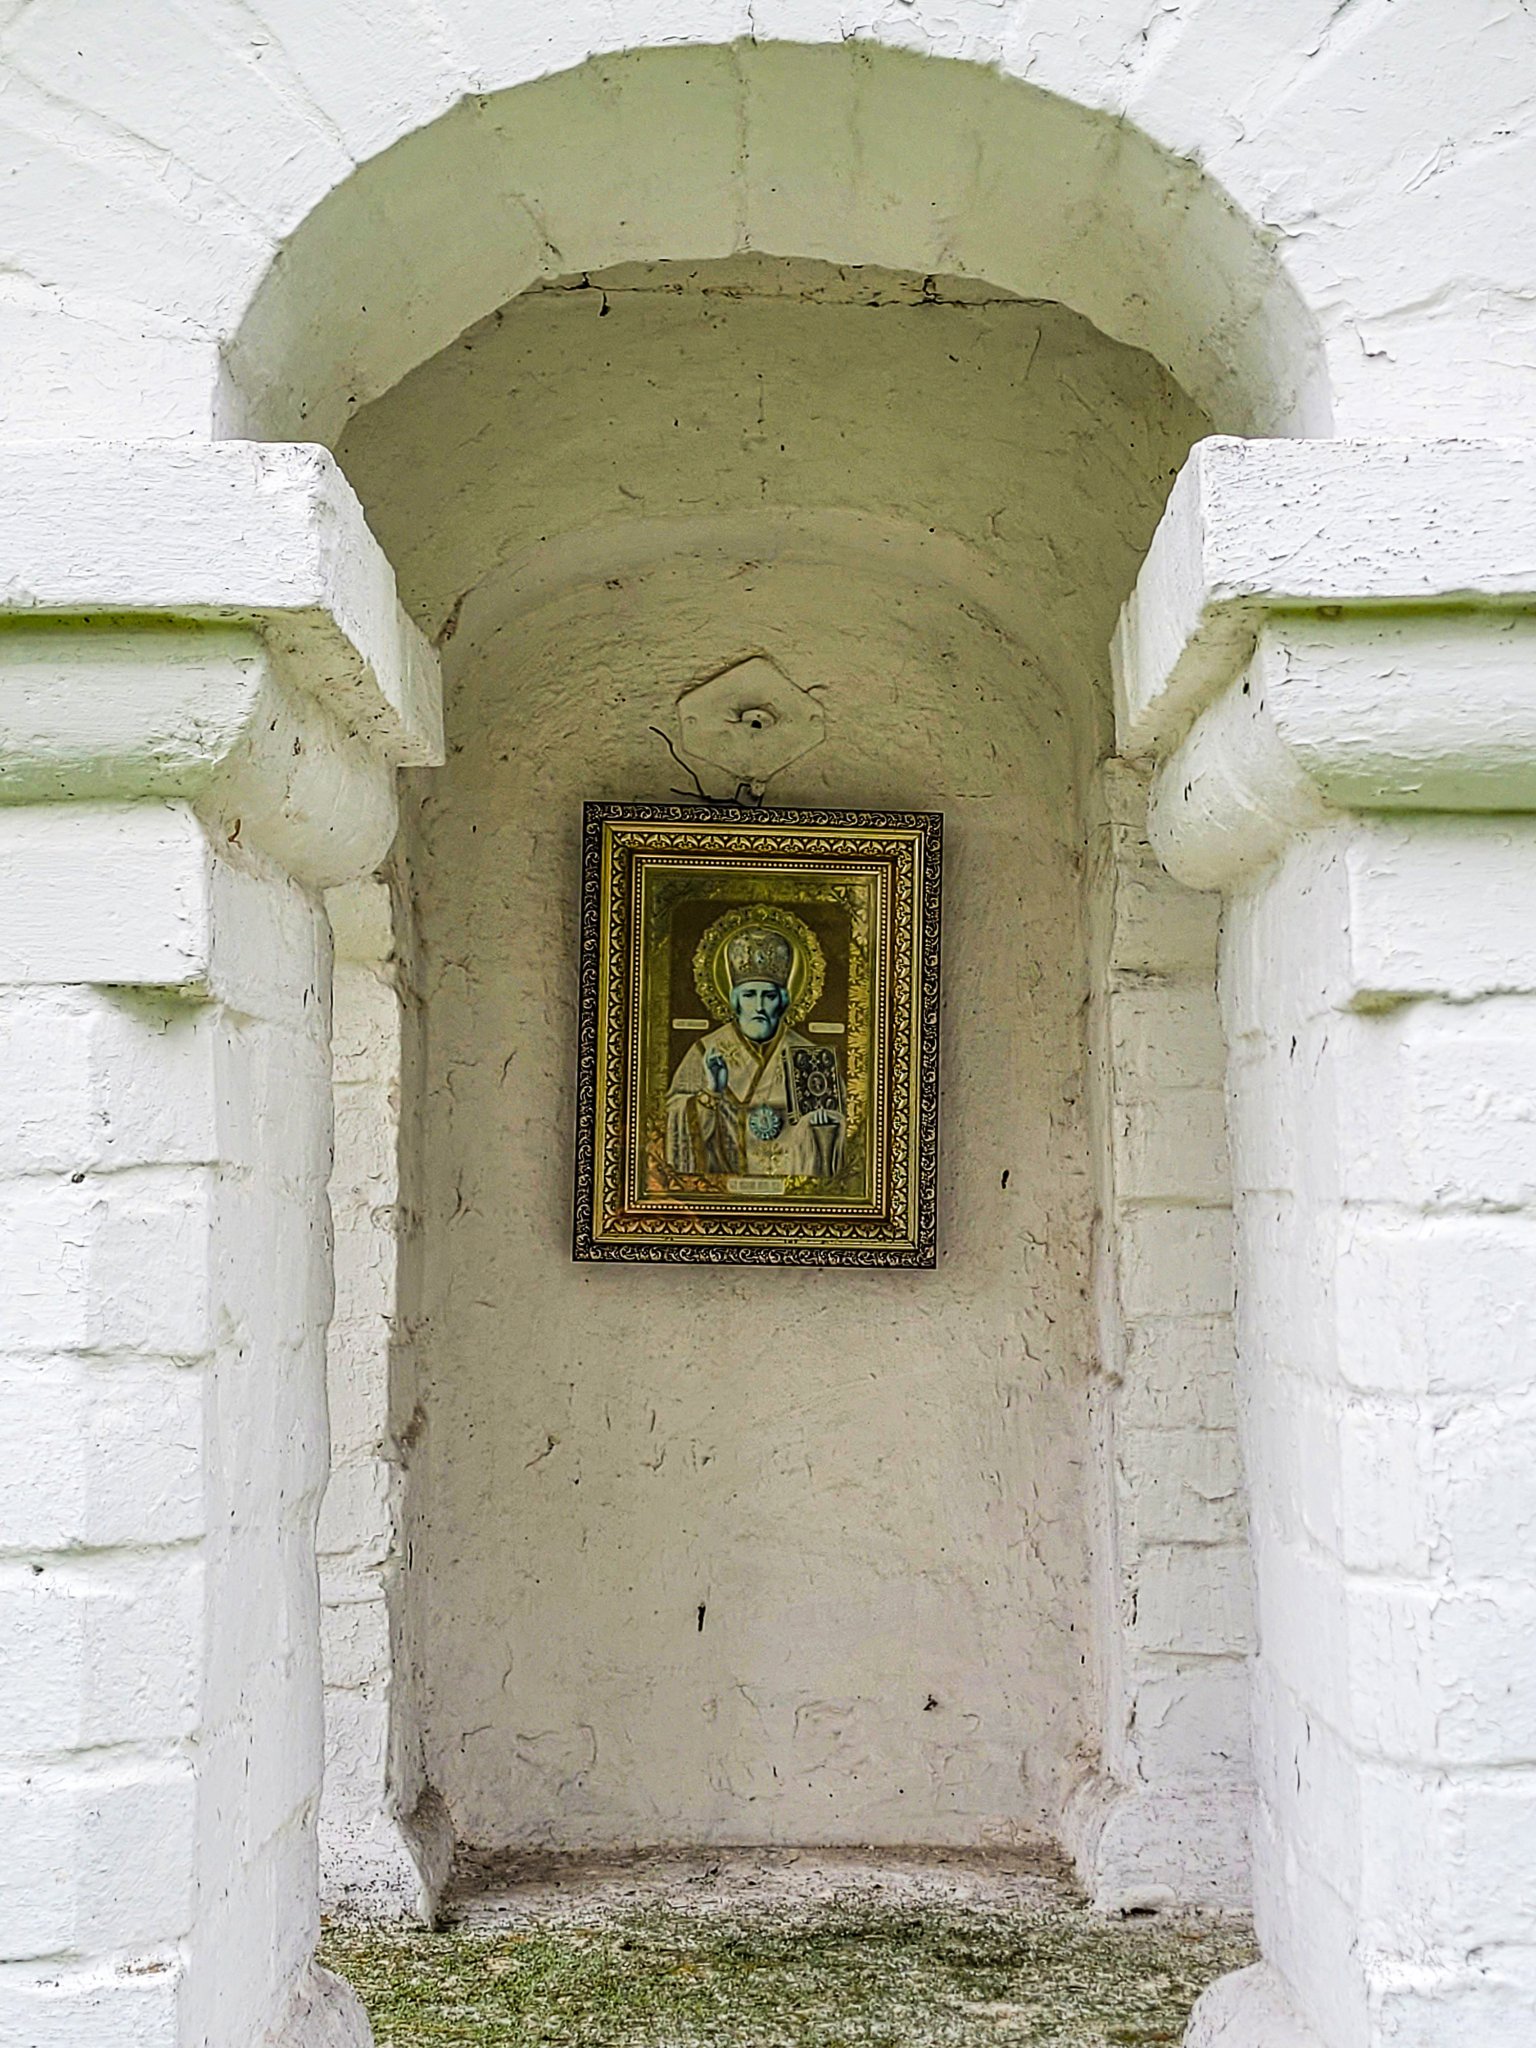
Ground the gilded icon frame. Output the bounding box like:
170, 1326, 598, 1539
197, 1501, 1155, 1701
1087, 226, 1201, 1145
573, 803, 942, 1266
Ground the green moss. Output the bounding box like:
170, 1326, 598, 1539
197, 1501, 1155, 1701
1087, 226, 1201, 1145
322, 1901, 1255, 2046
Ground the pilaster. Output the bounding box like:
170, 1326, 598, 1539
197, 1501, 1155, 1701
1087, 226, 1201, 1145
1120, 438, 1536, 2048
0, 446, 440, 2048
1068, 759, 1252, 1913
319, 865, 451, 1922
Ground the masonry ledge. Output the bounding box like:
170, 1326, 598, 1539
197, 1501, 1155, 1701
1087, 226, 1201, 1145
0, 442, 442, 769
1146, 611, 1536, 893
1115, 437, 1536, 759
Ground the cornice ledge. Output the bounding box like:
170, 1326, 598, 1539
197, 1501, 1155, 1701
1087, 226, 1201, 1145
1116, 436, 1536, 760
0, 441, 442, 769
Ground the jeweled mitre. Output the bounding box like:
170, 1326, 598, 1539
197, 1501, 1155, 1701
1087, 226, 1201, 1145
726, 926, 794, 988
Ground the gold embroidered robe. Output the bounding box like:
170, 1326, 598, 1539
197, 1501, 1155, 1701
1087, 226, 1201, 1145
665, 1023, 845, 1180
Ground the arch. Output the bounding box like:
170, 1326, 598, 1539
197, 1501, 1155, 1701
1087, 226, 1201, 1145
3, 3, 1532, 442
224, 40, 1326, 448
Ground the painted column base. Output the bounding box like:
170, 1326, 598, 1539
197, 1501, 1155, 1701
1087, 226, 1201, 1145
320, 1791, 456, 1925
268, 1966, 373, 2048
1065, 1774, 1252, 1913
1184, 1966, 1325, 2046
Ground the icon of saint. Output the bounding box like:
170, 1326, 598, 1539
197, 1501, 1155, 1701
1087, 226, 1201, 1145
665, 914, 845, 1181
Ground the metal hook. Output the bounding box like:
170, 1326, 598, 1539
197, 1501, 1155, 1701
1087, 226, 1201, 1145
649, 727, 765, 807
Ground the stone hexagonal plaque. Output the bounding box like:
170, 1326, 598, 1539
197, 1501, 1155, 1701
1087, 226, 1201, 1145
675, 656, 825, 791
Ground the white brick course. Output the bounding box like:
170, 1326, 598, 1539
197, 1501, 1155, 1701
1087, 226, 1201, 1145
1069, 761, 1251, 1912
0, 1961, 182, 2048
0, 1555, 202, 1753
0, 1762, 196, 1960
0, 1360, 204, 1554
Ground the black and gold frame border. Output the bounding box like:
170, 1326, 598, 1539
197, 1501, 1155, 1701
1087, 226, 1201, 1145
573, 802, 942, 1266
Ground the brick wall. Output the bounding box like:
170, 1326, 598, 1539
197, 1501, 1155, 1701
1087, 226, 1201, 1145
1069, 760, 1252, 1908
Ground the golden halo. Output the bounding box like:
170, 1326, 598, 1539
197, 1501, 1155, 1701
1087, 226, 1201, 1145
693, 905, 825, 1026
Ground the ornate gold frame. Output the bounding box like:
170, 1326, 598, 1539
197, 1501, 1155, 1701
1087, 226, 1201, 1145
573, 803, 942, 1266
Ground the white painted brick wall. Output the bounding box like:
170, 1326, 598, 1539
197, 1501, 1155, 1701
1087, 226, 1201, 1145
0, 805, 366, 2048
1116, 458, 1536, 2045
0, 1, 1512, 444
0, 4, 1532, 2035
0, 467, 435, 2039
1069, 759, 1251, 1910
1216, 815, 1536, 2047
317, 865, 447, 1922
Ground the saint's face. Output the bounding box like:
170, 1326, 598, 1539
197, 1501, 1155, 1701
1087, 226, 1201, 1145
731, 979, 788, 1042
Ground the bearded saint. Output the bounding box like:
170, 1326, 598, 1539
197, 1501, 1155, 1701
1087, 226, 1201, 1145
665, 924, 845, 1181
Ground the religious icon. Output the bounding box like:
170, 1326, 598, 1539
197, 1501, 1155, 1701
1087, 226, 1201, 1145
665, 906, 847, 1183
573, 803, 941, 1265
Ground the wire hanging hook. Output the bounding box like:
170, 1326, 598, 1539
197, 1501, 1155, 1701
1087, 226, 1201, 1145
649, 727, 765, 807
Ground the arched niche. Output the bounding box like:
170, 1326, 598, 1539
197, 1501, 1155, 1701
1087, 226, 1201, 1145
318, 255, 1244, 1896
288, 33, 1317, 1911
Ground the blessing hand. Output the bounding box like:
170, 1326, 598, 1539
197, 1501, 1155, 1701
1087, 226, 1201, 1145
703, 1049, 730, 1094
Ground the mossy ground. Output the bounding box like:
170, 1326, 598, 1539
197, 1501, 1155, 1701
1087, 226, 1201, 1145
322, 1898, 1254, 2046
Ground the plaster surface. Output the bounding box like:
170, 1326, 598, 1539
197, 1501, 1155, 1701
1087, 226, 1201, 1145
420, 552, 1086, 1849
334, 260, 1216, 1856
